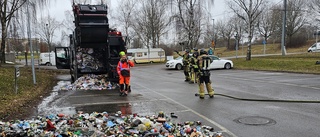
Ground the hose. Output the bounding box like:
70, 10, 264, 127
195, 93, 320, 103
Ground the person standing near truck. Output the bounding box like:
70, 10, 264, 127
175, 49, 191, 82
117, 53, 134, 96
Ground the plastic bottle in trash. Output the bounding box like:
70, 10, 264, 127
116, 118, 125, 124
163, 122, 172, 131
107, 82, 112, 89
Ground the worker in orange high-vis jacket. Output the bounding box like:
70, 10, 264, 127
117, 54, 134, 96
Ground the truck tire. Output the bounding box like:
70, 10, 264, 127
46, 62, 52, 66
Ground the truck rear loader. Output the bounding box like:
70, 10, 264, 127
54, 3, 126, 83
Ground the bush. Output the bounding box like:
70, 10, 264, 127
287, 34, 307, 48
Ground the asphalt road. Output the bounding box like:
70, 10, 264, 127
36, 64, 320, 137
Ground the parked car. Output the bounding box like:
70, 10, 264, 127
165, 56, 183, 70
307, 42, 320, 52
207, 55, 233, 69
166, 55, 233, 70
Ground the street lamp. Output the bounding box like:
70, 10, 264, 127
27, 1, 36, 84
235, 33, 239, 59
212, 19, 215, 49
316, 29, 319, 43
45, 23, 51, 64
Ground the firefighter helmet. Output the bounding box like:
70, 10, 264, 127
200, 48, 207, 55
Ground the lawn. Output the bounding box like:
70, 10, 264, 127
231, 53, 320, 74
0, 65, 68, 120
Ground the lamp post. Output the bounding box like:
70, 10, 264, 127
27, 1, 36, 84
316, 29, 319, 43
212, 19, 215, 50
45, 23, 51, 64
281, 0, 287, 56
235, 33, 239, 59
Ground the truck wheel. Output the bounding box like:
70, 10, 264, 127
150, 61, 154, 64
46, 62, 52, 66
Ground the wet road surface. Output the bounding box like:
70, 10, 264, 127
35, 63, 320, 137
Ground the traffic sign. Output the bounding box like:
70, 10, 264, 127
15, 66, 20, 77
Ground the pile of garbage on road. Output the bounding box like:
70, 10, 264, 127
0, 111, 223, 137
58, 74, 119, 91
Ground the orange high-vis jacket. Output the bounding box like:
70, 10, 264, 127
117, 60, 134, 76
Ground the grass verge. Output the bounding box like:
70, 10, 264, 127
230, 53, 320, 74
0, 65, 68, 121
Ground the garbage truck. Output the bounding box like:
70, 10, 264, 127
55, 3, 126, 83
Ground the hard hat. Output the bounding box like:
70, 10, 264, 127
119, 51, 126, 56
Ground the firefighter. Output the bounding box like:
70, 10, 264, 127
197, 48, 214, 99
117, 53, 134, 96
175, 49, 191, 82
189, 50, 199, 84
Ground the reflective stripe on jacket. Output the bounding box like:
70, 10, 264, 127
117, 61, 134, 75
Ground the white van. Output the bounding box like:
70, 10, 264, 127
127, 48, 165, 63
308, 42, 320, 52
39, 52, 56, 66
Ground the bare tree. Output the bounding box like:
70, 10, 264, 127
285, 0, 306, 47
216, 19, 234, 50
0, 0, 26, 64
36, 15, 61, 52
257, 4, 277, 44
0, 0, 53, 65
230, 16, 245, 50
176, 0, 203, 49
114, 0, 136, 48
132, 0, 170, 49
309, 0, 320, 23
227, 0, 267, 60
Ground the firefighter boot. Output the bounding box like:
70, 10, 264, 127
184, 69, 190, 82
199, 84, 205, 99
206, 83, 214, 98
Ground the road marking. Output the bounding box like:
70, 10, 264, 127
72, 98, 169, 107
134, 82, 238, 137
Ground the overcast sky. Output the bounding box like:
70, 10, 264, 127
45, 0, 281, 43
